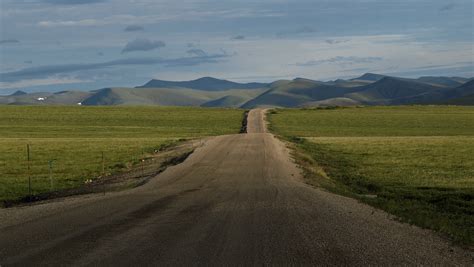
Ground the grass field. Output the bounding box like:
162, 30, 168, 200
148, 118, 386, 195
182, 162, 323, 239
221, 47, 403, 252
268, 106, 474, 244
0, 106, 244, 203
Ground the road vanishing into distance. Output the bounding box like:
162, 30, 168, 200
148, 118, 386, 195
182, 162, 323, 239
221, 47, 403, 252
0, 109, 471, 265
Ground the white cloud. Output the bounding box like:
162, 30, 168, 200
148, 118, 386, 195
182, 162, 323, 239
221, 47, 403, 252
158, 34, 472, 82
41, 0, 106, 4
2, 0, 472, 89
295, 56, 383, 66
0, 77, 87, 90
38, 15, 139, 27
37, 8, 283, 27
0, 54, 231, 82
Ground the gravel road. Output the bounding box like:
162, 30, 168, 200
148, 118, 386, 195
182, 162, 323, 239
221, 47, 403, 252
0, 109, 471, 266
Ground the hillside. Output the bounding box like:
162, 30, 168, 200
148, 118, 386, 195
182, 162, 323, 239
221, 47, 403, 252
350, 74, 468, 88
201, 95, 250, 108
1, 74, 472, 107
10, 90, 27, 96
328, 79, 372, 87
0, 91, 91, 105
241, 79, 364, 108
301, 97, 361, 107
81, 87, 266, 106
442, 80, 474, 105
350, 73, 386, 82
137, 77, 268, 91
245, 76, 471, 108
391, 79, 474, 105
344, 77, 443, 105
415, 76, 469, 88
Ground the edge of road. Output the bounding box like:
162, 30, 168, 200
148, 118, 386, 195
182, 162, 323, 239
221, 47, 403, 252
2, 110, 252, 209
1, 139, 204, 209
264, 108, 474, 254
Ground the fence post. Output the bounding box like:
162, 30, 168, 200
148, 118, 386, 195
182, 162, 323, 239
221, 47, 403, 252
142, 149, 145, 177
48, 160, 54, 192
27, 144, 31, 201
101, 151, 105, 195
101, 151, 105, 175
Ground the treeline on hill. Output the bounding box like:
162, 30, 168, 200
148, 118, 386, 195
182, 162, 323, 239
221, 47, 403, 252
1, 74, 473, 107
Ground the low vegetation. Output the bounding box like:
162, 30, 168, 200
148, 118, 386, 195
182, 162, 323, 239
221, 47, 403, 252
268, 106, 474, 245
0, 106, 244, 204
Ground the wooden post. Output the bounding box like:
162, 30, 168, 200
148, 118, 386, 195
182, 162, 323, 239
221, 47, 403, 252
49, 160, 54, 192
101, 151, 105, 175
142, 149, 145, 177
102, 152, 105, 195
27, 144, 31, 201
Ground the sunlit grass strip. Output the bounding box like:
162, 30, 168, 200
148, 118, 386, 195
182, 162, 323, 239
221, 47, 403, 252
0, 106, 244, 202
269, 106, 474, 137
268, 106, 474, 245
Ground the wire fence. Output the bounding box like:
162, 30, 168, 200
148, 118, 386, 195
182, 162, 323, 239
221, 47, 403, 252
1, 140, 199, 207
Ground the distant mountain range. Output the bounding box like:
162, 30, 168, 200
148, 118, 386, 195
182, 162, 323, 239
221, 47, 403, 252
137, 77, 268, 91
1, 73, 473, 107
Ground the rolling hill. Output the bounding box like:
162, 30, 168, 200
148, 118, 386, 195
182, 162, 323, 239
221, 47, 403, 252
350, 73, 387, 83
201, 95, 251, 108
81, 87, 266, 106
415, 76, 469, 88
349, 74, 469, 88
1, 74, 473, 107
10, 90, 27, 96
441, 80, 474, 105
0, 91, 91, 105
344, 77, 443, 105
137, 77, 268, 91
241, 78, 365, 108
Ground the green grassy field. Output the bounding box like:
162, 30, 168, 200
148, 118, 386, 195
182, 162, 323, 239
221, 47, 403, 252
0, 106, 244, 203
268, 106, 474, 244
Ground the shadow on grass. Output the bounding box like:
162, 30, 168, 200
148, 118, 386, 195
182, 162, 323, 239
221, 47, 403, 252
285, 136, 473, 246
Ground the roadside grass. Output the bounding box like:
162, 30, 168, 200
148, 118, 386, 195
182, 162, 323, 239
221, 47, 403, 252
269, 106, 474, 137
268, 106, 474, 245
0, 106, 244, 204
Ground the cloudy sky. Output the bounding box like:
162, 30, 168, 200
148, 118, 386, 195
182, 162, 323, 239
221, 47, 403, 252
0, 0, 472, 93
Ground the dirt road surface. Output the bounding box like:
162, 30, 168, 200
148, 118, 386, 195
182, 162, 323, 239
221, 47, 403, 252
0, 109, 471, 266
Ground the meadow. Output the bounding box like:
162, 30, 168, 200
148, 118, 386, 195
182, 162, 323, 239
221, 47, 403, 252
0, 106, 244, 203
268, 106, 474, 244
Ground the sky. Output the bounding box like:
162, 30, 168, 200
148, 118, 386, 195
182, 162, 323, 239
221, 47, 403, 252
0, 0, 473, 94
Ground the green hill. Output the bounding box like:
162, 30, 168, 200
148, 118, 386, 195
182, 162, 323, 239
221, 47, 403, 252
442, 80, 474, 105
1, 75, 472, 107
345, 77, 443, 104
302, 97, 361, 107
350, 73, 386, 82
137, 77, 268, 91
416, 76, 469, 88
241, 79, 363, 108
0, 91, 91, 105
201, 95, 249, 107
81, 87, 266, 106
